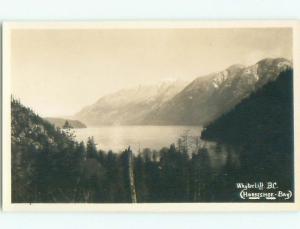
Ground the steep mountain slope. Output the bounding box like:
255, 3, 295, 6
143, 58, 291, 125
45, 117, 87, 128
75, 80, 188, 126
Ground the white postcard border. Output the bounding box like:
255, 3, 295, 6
2, 21, 300, 212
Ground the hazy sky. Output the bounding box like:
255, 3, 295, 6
11, 28, 292, 117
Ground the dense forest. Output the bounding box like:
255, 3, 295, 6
202, 69, 294, 195
12, 98, 237, 203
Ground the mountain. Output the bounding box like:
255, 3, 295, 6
45, 117, 87, 128
143, 58, 292, 125
75, 58, 292, 126
75, 80, 188, 126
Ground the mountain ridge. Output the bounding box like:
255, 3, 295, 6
74, 58, 292, 126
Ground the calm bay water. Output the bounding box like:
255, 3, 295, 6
74, 125, 202, 153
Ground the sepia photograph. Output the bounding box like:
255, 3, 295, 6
2, 21, 299, 211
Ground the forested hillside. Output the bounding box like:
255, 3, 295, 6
12, 99, 132, 203
201, 69, 294, 192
